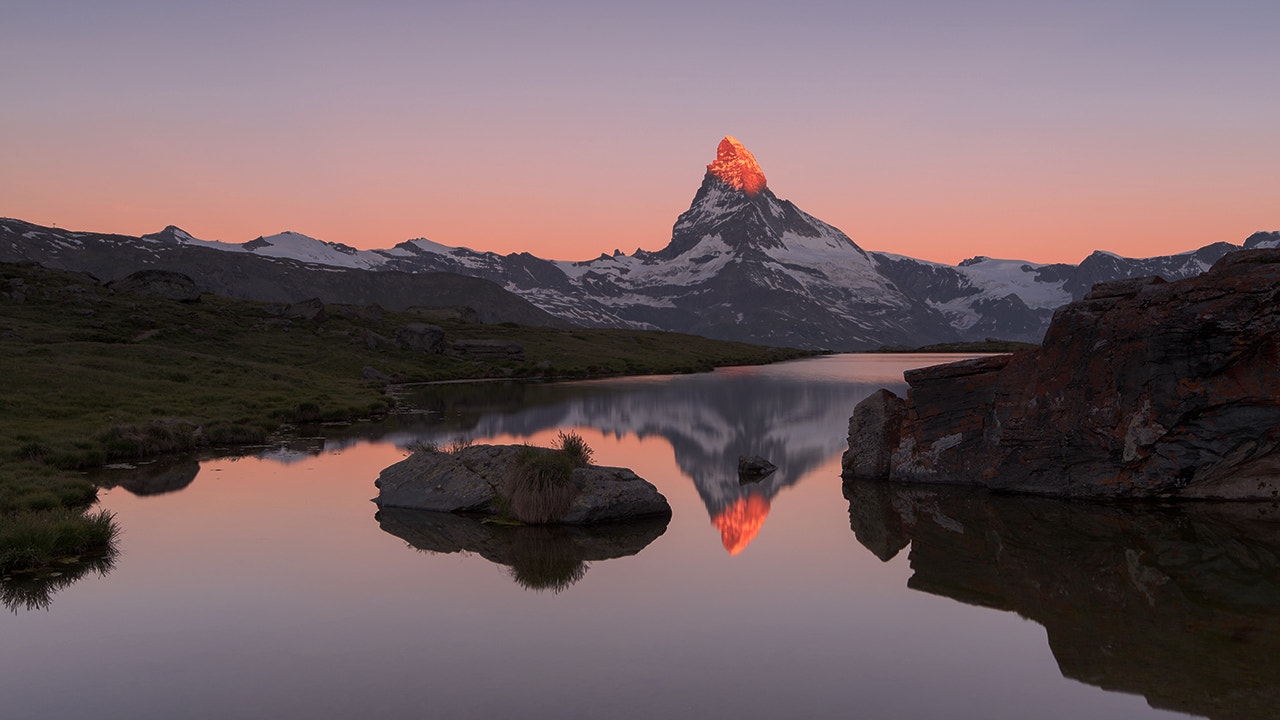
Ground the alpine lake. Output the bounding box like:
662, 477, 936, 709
5, 354, 1277, 720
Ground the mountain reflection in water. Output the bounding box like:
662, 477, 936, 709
393, 363, 900, 553
846, 480, 1280, 720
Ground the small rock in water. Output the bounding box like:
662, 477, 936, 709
738, 455, 777, 483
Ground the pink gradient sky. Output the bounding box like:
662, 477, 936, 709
3, 1, 1277, 265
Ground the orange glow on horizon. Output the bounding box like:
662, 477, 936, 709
707, 136, 767, 196
711, 493, 772, 555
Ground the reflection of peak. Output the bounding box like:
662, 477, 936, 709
707, 136, 767, 196
712, 493, 771, 555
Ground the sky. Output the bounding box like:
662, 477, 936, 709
3, 0, 1278, 265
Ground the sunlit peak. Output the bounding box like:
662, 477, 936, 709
707, 136, 767, 196
711, 493, 771, 555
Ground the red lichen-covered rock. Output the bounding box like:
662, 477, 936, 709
843, 249, 1280, 499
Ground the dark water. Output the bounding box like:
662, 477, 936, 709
5, 354, 1276, 719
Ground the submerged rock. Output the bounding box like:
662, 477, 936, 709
843, 249, 1280, 499
374, 444, 671, 524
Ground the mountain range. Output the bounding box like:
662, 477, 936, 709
4, 136, 1275, 350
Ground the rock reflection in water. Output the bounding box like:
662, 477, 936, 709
376, 507, 668, 593
845, 481, 1280, 720
1, 549, 117, 613
94, 457, 201, 496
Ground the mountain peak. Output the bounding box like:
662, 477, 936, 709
707, 136, 767, 196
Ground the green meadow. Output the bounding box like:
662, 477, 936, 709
0, 262, 814, 571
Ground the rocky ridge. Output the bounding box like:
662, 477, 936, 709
843, 249, 1280, 499
4, 139, 1275, 349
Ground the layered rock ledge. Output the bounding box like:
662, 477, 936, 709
375, 444, 671, 524
843, 249, 1280, 499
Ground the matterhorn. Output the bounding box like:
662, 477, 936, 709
4, 136, 1258, 349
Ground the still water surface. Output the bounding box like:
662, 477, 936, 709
6, 354, 1276, 719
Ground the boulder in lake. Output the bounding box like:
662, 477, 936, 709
737, 455, 777, 483
374, 444, 671, 524
843, 249, 1280, 499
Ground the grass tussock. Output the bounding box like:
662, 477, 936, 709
502, 446, 581, 525
0, 509, 118, 575
406, 439, 439, 454
445, 437, 474, 455
97, 421, 199, 461
555, 430, 594, 467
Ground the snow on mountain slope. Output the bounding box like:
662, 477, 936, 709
148, 225, 392, 270
239, 232, 390, 270
41, 137, 1264, 349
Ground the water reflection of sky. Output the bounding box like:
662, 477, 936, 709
6, 354, 1219, 720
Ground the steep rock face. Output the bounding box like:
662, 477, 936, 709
844, 249, 1280, 499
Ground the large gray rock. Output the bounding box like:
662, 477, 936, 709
374, 444, 671, 524
394, 323, 446, 353
283, 297, 325, 321
110, 269, 200, 302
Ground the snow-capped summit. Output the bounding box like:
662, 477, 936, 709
238, 231, 389, 270
141, 225, 200, 244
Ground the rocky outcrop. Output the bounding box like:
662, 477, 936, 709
844, 249, 1280, 499
373, 444, 671, 524
393, 323, 446, 353
450, 339, 525, 361
282, 297, 325, 321
109, 269, 200, 302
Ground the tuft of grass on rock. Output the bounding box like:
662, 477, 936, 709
445, 437, 474, 455
406, 439, 439, 454
501, 446, 580, 525
554, 430, 594, 467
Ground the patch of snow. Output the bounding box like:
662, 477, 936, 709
952, 257, 1072, 310
241, 232, 388, 270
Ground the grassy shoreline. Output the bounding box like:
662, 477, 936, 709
1, 261, 816, 571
